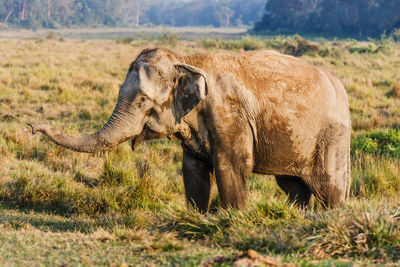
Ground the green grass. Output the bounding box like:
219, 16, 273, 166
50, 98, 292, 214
352, 129, 400, 158
0, 36, 399, 265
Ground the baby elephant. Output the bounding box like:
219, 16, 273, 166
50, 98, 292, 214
29, 48, 351, 212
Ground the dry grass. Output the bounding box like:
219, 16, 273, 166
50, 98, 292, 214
0, 36, 399, 265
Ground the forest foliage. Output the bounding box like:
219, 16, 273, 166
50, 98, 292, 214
3, 0, 400, 39
254, 0, 400, 38
0, 0, 264, 29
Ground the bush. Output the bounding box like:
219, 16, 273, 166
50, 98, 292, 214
224, 36, 265, 51
391, 28, 400, 42
47, 31, 56, 40
199, 38, 222, 49
264, 35, 335, 57
115, 36, 134, 44
351, 129, 400, 158
157, 32, 179, 47
198, 35, 333, 57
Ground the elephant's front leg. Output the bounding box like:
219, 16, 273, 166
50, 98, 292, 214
213, 134, 254, 210
182, 150, 213, 213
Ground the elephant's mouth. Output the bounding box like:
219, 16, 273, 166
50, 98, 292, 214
130, 126, 162, 152
131, 137, 138, 151
130, 132, 145, 152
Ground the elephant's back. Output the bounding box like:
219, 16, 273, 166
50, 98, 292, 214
187, 50, 348, 132
237, 50, 325, 97
188, 51, 327, 98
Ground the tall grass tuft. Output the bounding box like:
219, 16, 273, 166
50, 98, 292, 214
351, 152, 400, 197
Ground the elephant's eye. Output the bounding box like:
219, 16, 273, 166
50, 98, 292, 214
177, 77, 184, 86
174, 76, 184, 87
140, 96, 146, 102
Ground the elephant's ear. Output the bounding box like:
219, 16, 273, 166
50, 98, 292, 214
173, 63, 208, 123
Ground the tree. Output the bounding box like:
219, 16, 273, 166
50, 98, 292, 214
216, 6, 234, 27
0, 0, 265, 29
47, 0, 51, 18
254, 0, 400, 38
2, 0, 16, 22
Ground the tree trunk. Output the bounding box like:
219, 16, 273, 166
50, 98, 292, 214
136, 2, 140, 25
4, 10, 13, 22
48, 0, 51, 18
216, 10, 223, 27
21, 0, 26, 20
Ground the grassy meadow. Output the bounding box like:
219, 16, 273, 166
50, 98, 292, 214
0, 33, 399, 265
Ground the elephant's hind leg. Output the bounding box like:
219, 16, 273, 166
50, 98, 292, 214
275, 175, 312, 207
307, 125, 351, 207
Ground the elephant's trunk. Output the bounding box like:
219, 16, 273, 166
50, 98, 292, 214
28, 100, 138, 153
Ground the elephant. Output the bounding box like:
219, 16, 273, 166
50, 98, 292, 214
29, 48, 351, 212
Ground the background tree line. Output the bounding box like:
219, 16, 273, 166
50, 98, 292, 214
254, 0, 400, 38
0, 0, 264, 29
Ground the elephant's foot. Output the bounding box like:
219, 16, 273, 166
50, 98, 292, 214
308, 178, 345, 208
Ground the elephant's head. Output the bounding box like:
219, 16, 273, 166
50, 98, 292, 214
28, 48, 208, 153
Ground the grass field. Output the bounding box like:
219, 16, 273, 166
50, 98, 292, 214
0, 33, 399, 266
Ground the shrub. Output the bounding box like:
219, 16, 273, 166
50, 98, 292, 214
265, 35, 331, 57
351, 129, 400, 158
47, 31, 56, 40
198, 35, 332, 57
115, 36, 134, 44
224, 36, 265, 51
199, 38, 222, 49
157, 32, 179, 47
391, 28, 400, 42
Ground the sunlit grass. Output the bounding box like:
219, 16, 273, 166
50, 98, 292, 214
0, 37, 399, 265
